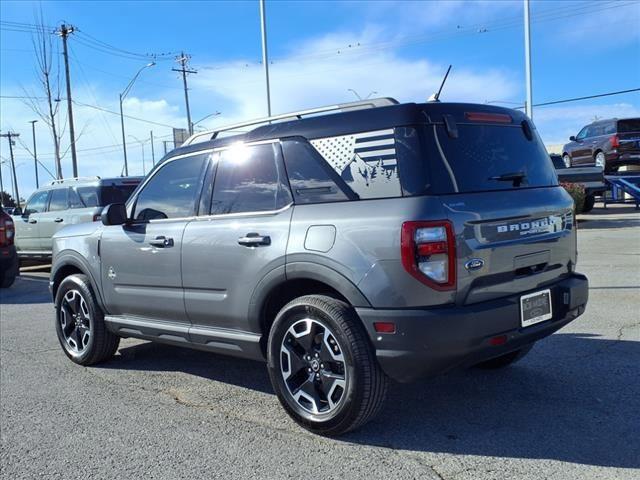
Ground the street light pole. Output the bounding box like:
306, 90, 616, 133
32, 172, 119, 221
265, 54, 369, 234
150, 130, 155, 167
259, 0, 272, 116
29, 120, 39, 189
524, 0, 533, 119
119, 62, 155, 177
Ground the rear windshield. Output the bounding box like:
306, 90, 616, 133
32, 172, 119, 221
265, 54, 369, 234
76, 184, 138, 207
617, 119, 640, 133
426, 123, 557, 194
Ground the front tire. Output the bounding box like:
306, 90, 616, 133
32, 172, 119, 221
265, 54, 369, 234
267, 295, 387, 436
54, 274, 120, 365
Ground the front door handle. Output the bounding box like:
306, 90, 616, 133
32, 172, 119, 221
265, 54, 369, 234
28, 218, 37, 224
238, 233, 271, 247
54, 218, 64, 223
149, 236, 174, 248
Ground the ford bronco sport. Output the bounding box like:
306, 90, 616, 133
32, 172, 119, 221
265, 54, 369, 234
50, 98, 589, 435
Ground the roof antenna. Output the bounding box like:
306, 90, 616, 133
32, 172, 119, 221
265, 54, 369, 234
428, 64, 452, 102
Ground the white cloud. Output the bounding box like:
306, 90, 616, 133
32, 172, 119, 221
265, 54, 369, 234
190, 30, 518, 129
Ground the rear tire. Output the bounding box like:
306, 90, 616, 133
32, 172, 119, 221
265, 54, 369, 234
583, 194, 596, 213
475, 344, 534, 369
563, 154, 572, 168
54, 274, 120, 366
594, 151, 606, 169
267, 295, 387, 436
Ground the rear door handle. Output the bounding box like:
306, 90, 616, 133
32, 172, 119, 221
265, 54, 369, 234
238, 233, 271, 247
28, 218, 37, 224
54, 218, 64, 223
149, 236, 174, 248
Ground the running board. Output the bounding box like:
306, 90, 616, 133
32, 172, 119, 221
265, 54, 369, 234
104, 315, 264, 361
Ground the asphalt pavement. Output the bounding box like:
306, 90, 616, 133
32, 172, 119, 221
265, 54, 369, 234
1, 204, 639, 480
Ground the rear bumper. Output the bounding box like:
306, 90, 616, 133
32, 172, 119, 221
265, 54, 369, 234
356, 273, 588, 382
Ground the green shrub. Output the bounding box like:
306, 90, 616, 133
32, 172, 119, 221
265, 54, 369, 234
560, 182, 586, 214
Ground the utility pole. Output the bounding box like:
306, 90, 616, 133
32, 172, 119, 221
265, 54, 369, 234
523, 0, 533, 119
173, 52, 197, 135
29, 120, 39, 189
150, 131, 155, 166
0, 159, 4, 204
1, 132, 21, 209
259, 0, 272, 116
57, 24, 79, 177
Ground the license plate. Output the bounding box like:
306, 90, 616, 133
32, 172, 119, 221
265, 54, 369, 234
520, 289, 552, 327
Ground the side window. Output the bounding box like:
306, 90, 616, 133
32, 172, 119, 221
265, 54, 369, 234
603, 122, 616, 135
310, 129, 402, 199
24, 190, 49, 215
281, 139, 349, 204
68, 188, 84, 209
48, 188, 68, 212
576, 127, 588, 140
210, 143, 292, 215
589, 125, 603, 137
76, 187, 99, 207
133, 152, 208, 221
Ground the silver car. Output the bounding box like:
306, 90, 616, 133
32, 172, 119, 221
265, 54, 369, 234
49, 99, 588, 435
14, 176, 141, 261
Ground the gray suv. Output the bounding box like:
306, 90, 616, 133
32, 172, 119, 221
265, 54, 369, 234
50, 99, 589, 435
14, 176, 141, 260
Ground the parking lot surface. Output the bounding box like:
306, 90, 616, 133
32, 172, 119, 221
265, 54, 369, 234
1, 205, 639, 480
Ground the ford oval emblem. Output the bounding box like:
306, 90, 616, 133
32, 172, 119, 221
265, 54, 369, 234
465, 258, 484, 271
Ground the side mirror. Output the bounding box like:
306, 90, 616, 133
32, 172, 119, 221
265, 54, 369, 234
101, 203, 128, 226
569, 135, 576, 141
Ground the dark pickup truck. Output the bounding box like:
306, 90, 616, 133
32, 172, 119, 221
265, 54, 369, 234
551, 154, 606, 212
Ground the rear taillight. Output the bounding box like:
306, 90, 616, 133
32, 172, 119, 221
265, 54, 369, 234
401, 221, 456, 290
0, 213, 15, 247
610, 134, 619, 148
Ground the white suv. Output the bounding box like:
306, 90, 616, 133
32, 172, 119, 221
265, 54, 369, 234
14, 176, 141, 260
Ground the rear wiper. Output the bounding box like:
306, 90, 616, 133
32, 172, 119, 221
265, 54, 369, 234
489, 171, 527, 187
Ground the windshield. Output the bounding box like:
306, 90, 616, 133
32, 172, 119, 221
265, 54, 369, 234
427, 123, 557, 194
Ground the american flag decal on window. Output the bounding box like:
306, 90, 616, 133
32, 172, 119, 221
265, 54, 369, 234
353, 129, 397, 168
310, 128, 401, 199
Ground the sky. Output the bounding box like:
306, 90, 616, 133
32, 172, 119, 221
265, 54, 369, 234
1, 0, 639, 200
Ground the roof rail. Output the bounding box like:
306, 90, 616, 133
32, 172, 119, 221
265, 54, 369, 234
49, 176, 101, 185
182, 97, 399, 146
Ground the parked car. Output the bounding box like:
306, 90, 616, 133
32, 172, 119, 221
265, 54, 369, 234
50, 99, 588, 435
562, 118, 640, 172
0, 206, 19, 288
550, 154, 606, 212
14, 176, 141, 261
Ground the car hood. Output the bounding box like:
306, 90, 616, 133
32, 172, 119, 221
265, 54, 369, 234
53, 221, 102, 239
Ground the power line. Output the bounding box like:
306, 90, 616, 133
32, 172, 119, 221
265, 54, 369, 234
0, 95, 178, 128
532, 88, 640, 108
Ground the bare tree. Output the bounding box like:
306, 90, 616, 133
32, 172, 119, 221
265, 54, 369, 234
21, 12, 63, 179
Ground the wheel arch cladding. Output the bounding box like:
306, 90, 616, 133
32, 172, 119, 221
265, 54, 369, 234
249, 264, 372, 354
51, 254, 105, 310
